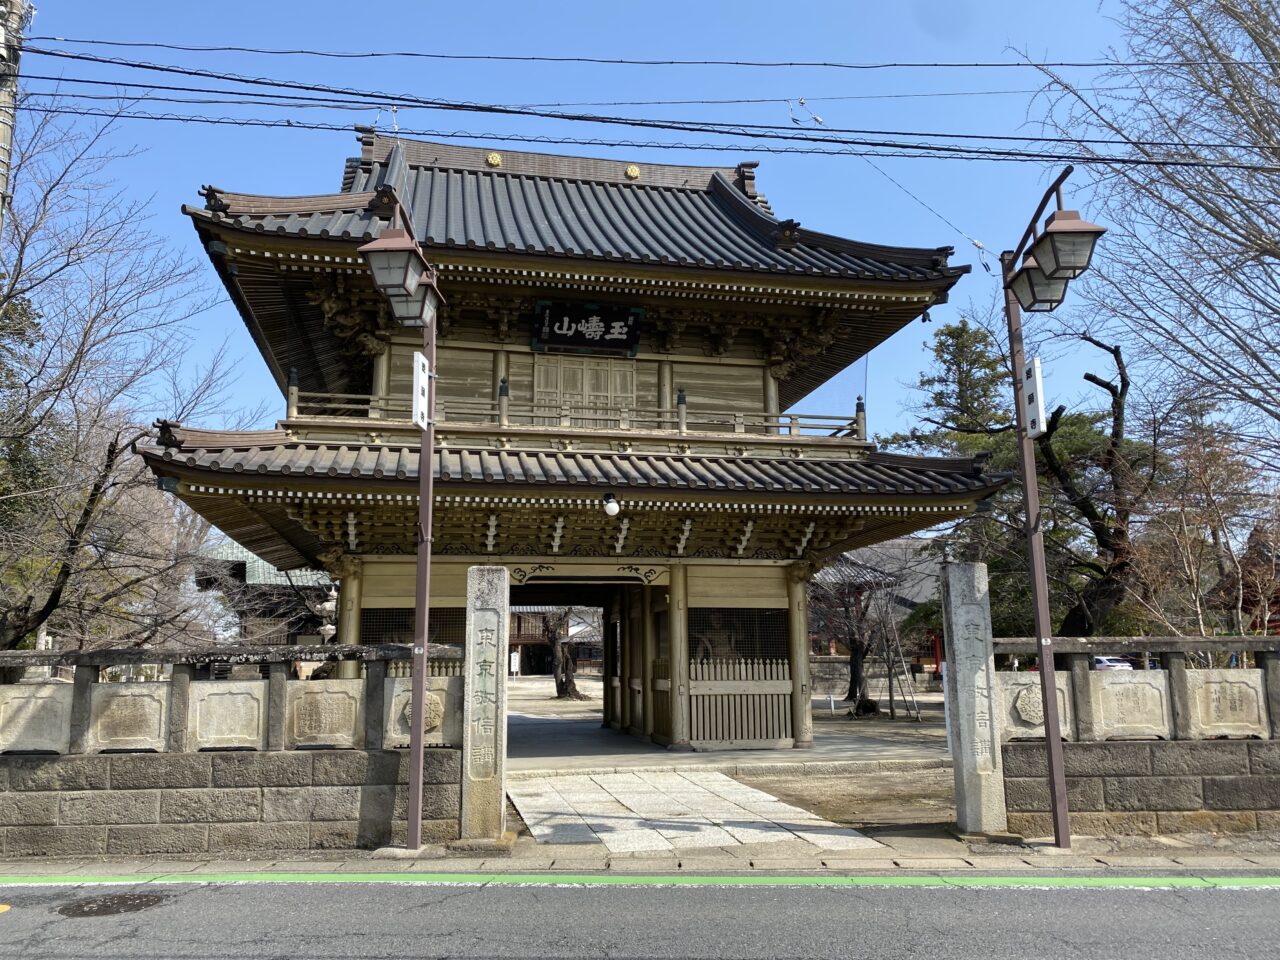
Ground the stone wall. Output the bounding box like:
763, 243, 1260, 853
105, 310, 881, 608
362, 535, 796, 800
0, 748, 461, 857
1002, 741, 1280, 837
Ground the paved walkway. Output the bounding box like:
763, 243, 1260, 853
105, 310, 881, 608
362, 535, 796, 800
507, 771, 881, 854
507, 676, 949, 777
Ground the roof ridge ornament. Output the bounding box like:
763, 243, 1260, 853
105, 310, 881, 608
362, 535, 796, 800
198, 185, 229, 214
773, 219, 801, 250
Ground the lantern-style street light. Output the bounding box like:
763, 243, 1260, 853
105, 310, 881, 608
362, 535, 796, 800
358, 200, 445, 852
1030, 209, 1106, 280
998, 165, 1105, 851
1007, 252, 1068, 313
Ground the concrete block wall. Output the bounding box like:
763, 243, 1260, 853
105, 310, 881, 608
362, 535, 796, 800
1002, 741, 1280, 837
0, 748, 461, 857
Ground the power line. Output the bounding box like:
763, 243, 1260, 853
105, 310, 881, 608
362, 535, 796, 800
20, 103, 1280, 173
510, 88, 1131, 109
25, 36, 1280, 71
19, 51, 1274, 164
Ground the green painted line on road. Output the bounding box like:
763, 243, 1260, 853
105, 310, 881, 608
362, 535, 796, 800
0, 872, 1278, 890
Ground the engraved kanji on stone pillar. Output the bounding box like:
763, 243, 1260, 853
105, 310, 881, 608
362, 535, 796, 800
941, 561, 1007, 835
461, 565, 509, 840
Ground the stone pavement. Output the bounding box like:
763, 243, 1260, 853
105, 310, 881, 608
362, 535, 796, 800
507, 771, 881, 854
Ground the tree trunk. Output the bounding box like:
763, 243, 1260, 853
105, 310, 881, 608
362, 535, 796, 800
550, 634, 582, 699
1057, 559, 1133, 636
844, 639, 879, 716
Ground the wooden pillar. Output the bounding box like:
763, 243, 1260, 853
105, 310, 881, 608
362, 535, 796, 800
601, 611, 614, 729
370, 343, 390, 419
619, 589, 633, 733
669, 563, 691, 749
492, 350, 509, 401
763, 367, 780, 434
641, 584, 656, 739
658, 360, 674, 422
787, 566, 814, 748
336, 559, 363, 680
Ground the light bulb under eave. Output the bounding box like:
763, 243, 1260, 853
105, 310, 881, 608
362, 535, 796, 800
1030, 210, 1106, 280
603, 493, 621, 517
1008, 253, 1068, 313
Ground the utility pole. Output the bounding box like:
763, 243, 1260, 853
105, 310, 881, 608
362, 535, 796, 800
0, 0, 28, 234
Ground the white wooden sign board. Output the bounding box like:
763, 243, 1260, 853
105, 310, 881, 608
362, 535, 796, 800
412, 351, 431, 431
1024, 356, 1047, 439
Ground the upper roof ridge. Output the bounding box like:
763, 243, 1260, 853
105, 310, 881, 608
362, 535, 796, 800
354, 126, 755, 193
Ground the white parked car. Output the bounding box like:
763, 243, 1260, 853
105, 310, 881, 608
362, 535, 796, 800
1093, 656, 1133, 671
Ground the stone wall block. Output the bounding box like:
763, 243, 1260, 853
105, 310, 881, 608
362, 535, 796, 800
1088, 672, 1173, 741
188, 679, 268, 751
312, 749, 400, 787
106, 824, 209, 855
1008, 811, 1158, 838
1003, 738, 1152, 779
399, 749, 463, 785
285, 679, 364, 750
392, 783, 463, 821
390, 818, 461, 847
209, 822, 310, 852
1003, 777, 1103, 813
109, 754, 212, 790
1203, 776, 1280, 811
1248, 741, 1280, 775
262, 785, 361, 822
59, 789, 160, 825
6, 825, 107, 856
212, 752, 312, 788
383, 676, 464, 749
1157, 811, 1259, 834
1149, 741, 1250, 777
0, 792, 58, 826
1183, 669, 1270, 739
7, 756, 110, 791
1103, 776, 1204, 812
995, 673, 1074, 743
0, 683, 73, 754
86, 683, 170, 753
160, 788, 262, 823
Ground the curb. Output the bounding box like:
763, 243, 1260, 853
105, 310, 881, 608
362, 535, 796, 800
507, 756, 952, 781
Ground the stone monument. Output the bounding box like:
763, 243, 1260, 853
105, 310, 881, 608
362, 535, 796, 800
941, 561, 1007, 834
461, 565, 508, 840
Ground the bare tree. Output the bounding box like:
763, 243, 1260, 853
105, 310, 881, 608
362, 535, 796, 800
542, 606, 593, 700
0, 105, 242, 651
1036, 0, 1280, 469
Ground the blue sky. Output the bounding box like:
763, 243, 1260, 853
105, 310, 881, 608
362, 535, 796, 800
29, 0, 1127, 435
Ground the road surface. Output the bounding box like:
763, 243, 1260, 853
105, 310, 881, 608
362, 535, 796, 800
0, 876, 1277, 959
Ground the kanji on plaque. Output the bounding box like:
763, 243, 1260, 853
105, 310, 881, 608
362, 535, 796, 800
533, 300, 642, 356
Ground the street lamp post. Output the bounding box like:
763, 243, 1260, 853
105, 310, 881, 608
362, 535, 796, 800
359, 201, 444, 851
1000, 165, 1105, 850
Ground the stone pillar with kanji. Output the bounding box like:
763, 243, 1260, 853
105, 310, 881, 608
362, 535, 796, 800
941, 561, 1008, 835
461, 565, 508, 840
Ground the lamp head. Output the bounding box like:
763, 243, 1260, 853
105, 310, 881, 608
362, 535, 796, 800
1007, 252, 1068, 313
603, 493, 621, 518
358, 227, 428, 299
1030, 210, 1106, 280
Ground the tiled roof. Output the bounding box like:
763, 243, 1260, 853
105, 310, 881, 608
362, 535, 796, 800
138, 426, 1005, 500
189, 133, 965, 284
203, 540, 331, 587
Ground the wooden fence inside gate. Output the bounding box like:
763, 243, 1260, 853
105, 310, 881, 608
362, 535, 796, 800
689, 658, 792, 749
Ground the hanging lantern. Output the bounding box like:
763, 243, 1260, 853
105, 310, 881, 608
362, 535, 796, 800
1007, 252, 1068, 312
1030, 210, 1106, 280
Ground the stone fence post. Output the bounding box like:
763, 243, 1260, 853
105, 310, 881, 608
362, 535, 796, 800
941, 561, 1007, 835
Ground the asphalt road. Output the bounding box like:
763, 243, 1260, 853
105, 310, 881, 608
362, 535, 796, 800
1, 879, 1278, 959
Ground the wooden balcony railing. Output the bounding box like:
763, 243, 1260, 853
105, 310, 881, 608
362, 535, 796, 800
290, 390, 868, 440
